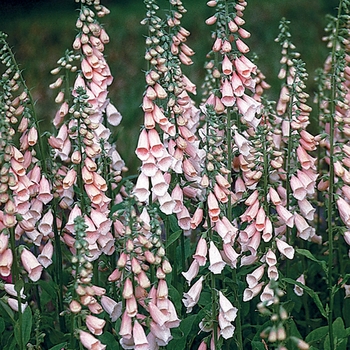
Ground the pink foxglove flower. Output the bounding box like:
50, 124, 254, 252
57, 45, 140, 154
193, 237, 208, 266
265, 249, 277, 267
133, 320, 149, 350
276, 238, 295, 259
79, 330, 106, 350
208, 241, 226, 274
182, 276, 204, 313
86, 315, 106, 336
182, 259, 199, 286
119, 311, 132, 340
37, 240, 54, 268
246, 264, 265, 288
218, 311, 235, 339
298, 199, 316, 221
218, 291, 238, 322
276, 205, 294, 228
21, 248, 43, 282
243, 282, 264, 302
260, 284, 274, 305
267, 265, 279, 281
101, 295, 122, 322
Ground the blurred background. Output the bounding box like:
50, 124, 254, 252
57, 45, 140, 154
1, 0, 339, 173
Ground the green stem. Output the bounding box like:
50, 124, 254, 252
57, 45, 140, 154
327, 3, 343, 349
52, 201, 66, 332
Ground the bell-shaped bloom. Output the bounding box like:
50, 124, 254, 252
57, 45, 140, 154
105, 102, 122, 126
218, 311, 235, 339
231, 71, 244, 97
246, 264, 265, 288
298, 199, 316, 221
182, 276, 204, 313
37, 176, 53, 204
262, 217, 273, 242
265, 249, 277, 267
37, 240, 54, 268
193, 237, 208, 266
234, 130, 251, 157
28, 127, 38, 146
222, 243, 239, 268
276, 238, 295, 259
101, 295, 122, 322
218, 291, 237, 322
38, 210, 54, 236
79, 330, 106, 350
151, 170, 169, 197
276, 205, 294, 228
133, 320, 149, 350
182, 259, 199, 286
260, 284, 275, 305
86, 315, 106, 336
177, 206, 191, 230
221, 79, 235, 107
148, 128, 164, 158
243, 282, 264, 302
208, 192, 220, 222
135, 129, 150, 161
122, 277, 134, 300
158, 192, 176, 215
21, 248, 43, 282
222, 55, 233, 75
133, 173, 150, 203
208, 241, 226, 274
126, 295, 137, 317
267, 265, 279, 281
149, 302, 168, 326
294, 212, 312, 240
119, 310, 132, 340
255, 207, 266, 232
215, 219, 231, 244
149, 321, 173, 346
290, 175, 307, 201
191, 207, 203, 229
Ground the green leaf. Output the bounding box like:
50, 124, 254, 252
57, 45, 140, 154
179, 314, 197, 337
0, 300, 15, 324
296, 248, 328, 274
283, 277, 327, 318
98, 331, 120, 349
14, 307, 32, 347
305, 325, 328, 346
165, 230, 182, 248
333, 317, 349, 349
0, 318, 5, 334
49, 343, 68, 350
22, 307, 32, 345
